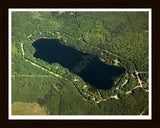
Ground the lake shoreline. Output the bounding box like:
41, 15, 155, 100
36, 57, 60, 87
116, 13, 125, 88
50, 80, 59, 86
32, 37, 124, 90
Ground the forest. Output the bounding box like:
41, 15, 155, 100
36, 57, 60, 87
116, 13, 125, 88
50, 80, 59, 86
11, 11, 149, 115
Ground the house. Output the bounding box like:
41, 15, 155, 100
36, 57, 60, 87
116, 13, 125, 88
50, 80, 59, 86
55, 66, 59, 69
69, 12, 74, 15
114, 59, 120, 65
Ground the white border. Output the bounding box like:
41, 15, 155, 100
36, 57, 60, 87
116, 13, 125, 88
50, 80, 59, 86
9, 8, 151, 12
8, 8, 152, 120
149, 8, 152, 118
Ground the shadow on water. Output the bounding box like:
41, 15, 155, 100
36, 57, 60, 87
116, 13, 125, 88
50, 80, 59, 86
32, 39, 123, 90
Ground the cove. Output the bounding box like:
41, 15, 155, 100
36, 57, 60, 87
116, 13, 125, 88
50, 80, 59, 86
32, 39, 123, 90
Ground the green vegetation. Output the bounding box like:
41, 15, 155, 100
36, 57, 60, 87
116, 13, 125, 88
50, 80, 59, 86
11, 11, 149, 115
99, 88, 148, 115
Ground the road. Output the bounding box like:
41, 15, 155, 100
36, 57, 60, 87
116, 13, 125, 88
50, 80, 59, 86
20, 43, 87, 101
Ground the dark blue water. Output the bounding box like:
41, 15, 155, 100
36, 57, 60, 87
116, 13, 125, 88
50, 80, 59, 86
32, 39, 123, 90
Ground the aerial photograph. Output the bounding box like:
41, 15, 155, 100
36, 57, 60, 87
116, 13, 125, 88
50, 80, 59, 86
10, 9, 150, 118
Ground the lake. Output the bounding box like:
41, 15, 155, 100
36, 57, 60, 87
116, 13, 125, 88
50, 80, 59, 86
32, 39, 123, 90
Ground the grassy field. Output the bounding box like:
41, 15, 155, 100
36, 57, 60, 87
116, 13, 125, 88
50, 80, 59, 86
12, 102, 48, 115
